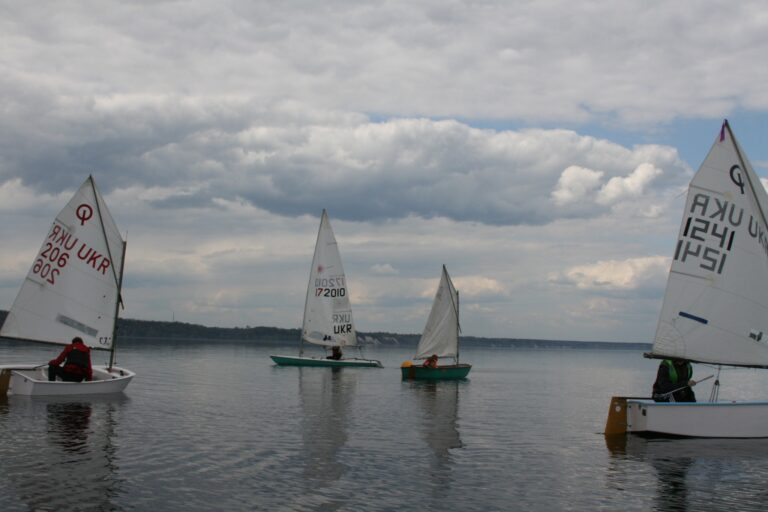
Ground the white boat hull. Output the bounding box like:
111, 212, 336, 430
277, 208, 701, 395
626, 399, 768, 438
0, 364, 134, 396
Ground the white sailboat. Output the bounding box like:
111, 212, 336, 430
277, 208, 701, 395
271, 209, 382, 367
605, 120, 768, 437
401, 265, 471, 380
0, 176, 135, 396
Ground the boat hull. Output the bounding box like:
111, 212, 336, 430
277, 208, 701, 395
0, 364, 135, 396
401, 363, 471, 380
270, 355, 383, 368
606, 396, 768, 438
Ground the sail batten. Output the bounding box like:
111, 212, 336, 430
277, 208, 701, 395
0, 177, 125, 351
651, 120, 768, 368
301, 210, 357, 348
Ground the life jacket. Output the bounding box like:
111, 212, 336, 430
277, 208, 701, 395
663, 359, 691, 384
65, 345, 90, 371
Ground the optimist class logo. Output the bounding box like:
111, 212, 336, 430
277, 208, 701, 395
76, 204, 93, 225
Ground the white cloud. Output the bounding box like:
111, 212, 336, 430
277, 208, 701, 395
452, 276, 506, 298
552, 166, 604, 206
597, 163, 663, 205
371, 263, 398, 275
552, 256, 670, 292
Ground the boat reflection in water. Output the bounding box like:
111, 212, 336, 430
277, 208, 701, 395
0, 395, 126, 511
606, 434, 768, 512
298, 368, 357, 494
411, 380, 463, 501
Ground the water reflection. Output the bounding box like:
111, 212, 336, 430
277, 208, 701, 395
298, 368, 356, 490
411, 381, 463, 500
606, 435, 768, 512
1, 395, 126, 511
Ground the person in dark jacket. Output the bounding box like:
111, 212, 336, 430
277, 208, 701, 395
48, 337, 93, 382
327, 346, 342, 360
653, 359, 696, 402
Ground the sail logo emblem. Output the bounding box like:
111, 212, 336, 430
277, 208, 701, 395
76, 204, 93, 225
730, 165, 745, 195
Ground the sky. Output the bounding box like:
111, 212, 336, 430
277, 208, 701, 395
1, 1, 767, 343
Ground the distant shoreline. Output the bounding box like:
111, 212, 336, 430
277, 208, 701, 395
0, 311, 651, 350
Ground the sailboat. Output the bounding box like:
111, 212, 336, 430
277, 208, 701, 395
0, 176, 135, 396
605, 120, 768, 438
401, 265, 471, 380
270, 209, 382, 368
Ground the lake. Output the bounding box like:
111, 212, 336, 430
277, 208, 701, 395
2, 340, 768, 511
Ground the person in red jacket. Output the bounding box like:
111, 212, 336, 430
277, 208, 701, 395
48, 337, 93, 382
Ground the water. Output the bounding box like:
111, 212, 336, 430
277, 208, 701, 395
2, 341, 768, 511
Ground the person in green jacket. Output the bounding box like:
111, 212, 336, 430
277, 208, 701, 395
652, 359, 696, 402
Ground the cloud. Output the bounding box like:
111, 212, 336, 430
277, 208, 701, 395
596, 163, 663, 205
4, 1, 768, 127
552, 166, 604, 206
371, 263, 398, 275
0, 100, 692, 227
551, 256, 670, 295
452, 276, 506, 299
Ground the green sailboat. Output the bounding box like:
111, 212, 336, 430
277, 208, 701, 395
401, 265, 471, 380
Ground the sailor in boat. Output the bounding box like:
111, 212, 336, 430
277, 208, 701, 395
422, 354, 439, 369
48, 336, 93, 383
326, 346, 343, 360
652, 359, 696, 403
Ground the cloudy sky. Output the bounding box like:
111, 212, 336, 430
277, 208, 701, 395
1, 1, 767, 342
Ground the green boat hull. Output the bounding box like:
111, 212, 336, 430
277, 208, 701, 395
400, 363, 472, 380
270, 355, 383, 368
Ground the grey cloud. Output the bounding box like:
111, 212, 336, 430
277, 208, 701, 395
3, 1, 768, 126
1, 93, 691, 226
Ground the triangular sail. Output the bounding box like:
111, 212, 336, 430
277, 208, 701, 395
414, 265, 460, 360
652, 121, 768, 368
0, 176, 125, 351
301, 209, 357, 348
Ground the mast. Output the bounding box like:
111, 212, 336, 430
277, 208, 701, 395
724, 120, 768, 228
109, 239, 127, 369
456, 288, 460, 365
90, 175, 122, 295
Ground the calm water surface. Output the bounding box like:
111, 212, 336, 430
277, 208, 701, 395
2, 340, 768, 511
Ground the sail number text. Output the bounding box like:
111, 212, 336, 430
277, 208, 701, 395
314, 277, 346, 297
675, 192, 768, 274
315, 287, 346, 297
34, 222, 115, 286
32, 242, 71, 284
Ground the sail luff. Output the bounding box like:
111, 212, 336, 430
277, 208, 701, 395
89, 175, 122, 292
725, 121, 768, 230
299, 209, 327, 355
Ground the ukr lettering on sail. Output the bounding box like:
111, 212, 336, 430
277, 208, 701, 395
675, 192, 768, 273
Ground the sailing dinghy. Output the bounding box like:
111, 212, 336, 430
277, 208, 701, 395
270, 209, 382, 368
0, 176, 135, 396
401, 265, 471, 380
605, 120, 768, 438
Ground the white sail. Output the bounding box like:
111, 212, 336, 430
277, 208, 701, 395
652, 121, 768, 367
0, 176, 125, 351
415, 265, 460, 360
301, 209, 356, 348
